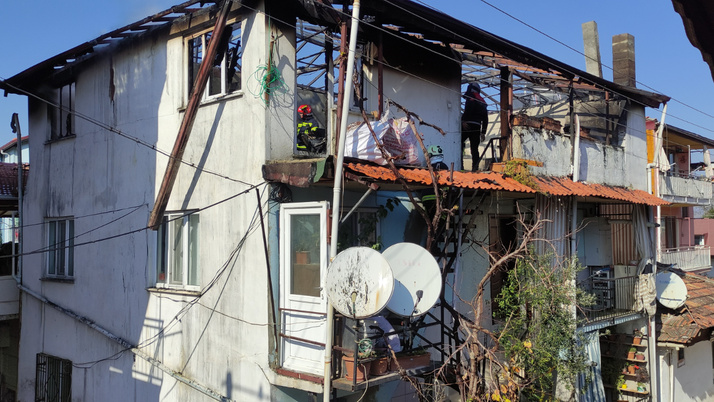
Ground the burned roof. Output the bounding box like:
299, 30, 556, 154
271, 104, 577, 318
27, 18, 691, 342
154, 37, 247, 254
3, 0, 669, 109
672, 0, 714, 83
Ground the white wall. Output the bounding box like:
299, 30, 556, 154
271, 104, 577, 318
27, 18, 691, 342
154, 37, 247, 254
660, 342, 714, 402
17, 3, 309, 401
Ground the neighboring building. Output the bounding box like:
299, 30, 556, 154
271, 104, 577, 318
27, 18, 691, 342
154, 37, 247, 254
0, 0, 679, 401
656, 270, 714, 401
0, 136, 28, 165
647, 120, 714, 275
0, 162, 27, 402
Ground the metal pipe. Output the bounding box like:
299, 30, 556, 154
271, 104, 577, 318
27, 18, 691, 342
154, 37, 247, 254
325, 1, 361, 399
11, 113, 22, 285
340, 187, 374, 224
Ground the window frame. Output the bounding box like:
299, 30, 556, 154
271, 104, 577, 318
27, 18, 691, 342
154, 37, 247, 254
155, 212, 200, 291
186, 19, 243, 102
48, 82, 76, 141
35, 353, 72, 402
46, 218, 74, 280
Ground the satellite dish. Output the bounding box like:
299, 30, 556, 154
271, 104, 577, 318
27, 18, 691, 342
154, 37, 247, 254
325, 247, 394, 319
383, 243, 441, 317
655, 272, 688, 309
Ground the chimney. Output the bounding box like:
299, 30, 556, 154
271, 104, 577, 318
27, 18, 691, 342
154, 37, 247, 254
582, 21, 603, 78
612, 33, 636, 87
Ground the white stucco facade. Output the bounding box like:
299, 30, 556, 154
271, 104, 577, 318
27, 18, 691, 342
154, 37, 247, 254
659, 342, 714, 402
15, 3, 315, 401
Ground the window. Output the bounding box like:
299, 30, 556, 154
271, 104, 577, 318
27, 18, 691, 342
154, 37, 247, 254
35, 353, 72, 402
48, 82, 75, 140
156, 213, 199, 289
338, 209, 380, 252
678, 347, 685, 367
188, 22, 242, 99
46, 219, 74, 279
695, 234, 706, 246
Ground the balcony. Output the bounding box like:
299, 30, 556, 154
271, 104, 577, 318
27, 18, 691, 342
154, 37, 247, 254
0, 276, 19, 318
660, 246, 712, 273
659, 173, 713, 205
578, 276, 640, 328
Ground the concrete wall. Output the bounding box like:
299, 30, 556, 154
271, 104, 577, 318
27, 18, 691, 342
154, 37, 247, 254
17, 4, 309, 401
660, 342, 714, 402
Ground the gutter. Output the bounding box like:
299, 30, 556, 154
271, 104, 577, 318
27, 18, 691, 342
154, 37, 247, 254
18, 283, 234, 401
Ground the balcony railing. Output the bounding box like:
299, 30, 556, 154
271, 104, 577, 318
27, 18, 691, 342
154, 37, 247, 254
578, 276, 638, 324
659, 173, 713, 204
660, 246, 711, 272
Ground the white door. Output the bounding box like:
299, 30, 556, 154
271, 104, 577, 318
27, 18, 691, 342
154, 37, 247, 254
279, 201, 328, 375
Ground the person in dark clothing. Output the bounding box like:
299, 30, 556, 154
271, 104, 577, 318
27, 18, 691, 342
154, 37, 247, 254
461, 83, 488, 171
296, 104, 326, 153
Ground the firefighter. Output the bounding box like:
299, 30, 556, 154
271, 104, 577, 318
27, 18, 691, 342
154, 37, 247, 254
461, 83, 488, 171
296, 104, 325, 153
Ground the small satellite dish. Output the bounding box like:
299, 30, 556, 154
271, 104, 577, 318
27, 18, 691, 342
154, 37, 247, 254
382, 243, 441, 317
655, 272, 688, 310
325, 247, 394, 319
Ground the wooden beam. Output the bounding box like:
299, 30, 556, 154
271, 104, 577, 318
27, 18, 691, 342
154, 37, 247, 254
148, 0, 233, 229
499, 66, 512, 161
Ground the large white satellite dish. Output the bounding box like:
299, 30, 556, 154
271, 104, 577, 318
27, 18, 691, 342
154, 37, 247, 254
325, 247, 394, 319
383, 243, 441, 317
655, 271, 688, 310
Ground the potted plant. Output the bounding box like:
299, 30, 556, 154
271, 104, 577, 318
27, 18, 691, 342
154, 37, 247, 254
627, 363, 637, 375
369, 352, 390, 376
627, 346, 637, 360
635, 365, 650, 383
342, 353, 371, 381
637, 382, 647, 393
635, 352, 646, 361
392, 347, 430, 370
632, 329, 643, 345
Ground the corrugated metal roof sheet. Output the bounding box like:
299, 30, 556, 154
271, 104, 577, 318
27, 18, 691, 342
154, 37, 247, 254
533, 176, 669, 206
345, 162, 669, 206
658, 272, 714, 344
344, 163, 535, 193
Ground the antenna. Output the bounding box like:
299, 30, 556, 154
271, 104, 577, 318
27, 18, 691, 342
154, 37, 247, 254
325, 247, 394, 319
382, 243, 441, 317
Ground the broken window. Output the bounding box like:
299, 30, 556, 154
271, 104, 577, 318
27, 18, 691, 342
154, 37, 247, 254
156, 212, 199, 289
46, 218, 74, 279
35, 353, 72, 402
188, 21, 242, 99
48, 82, 75, 140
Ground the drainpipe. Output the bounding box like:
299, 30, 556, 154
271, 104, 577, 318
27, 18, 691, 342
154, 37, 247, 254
650, 104, 667, 402
325, 1, 361, 399
11, 113, 22, 285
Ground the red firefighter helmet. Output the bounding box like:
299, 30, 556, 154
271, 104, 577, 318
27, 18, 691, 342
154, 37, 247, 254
298, 104, 312, 117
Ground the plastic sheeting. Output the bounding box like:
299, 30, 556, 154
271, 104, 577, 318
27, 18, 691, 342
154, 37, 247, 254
344, 116, 421, 166
577, 331, 606, 402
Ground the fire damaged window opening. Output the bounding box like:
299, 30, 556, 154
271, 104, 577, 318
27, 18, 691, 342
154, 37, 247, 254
48, 82, 75, 141
187, 20, 243, 101
46, 218, 74, 280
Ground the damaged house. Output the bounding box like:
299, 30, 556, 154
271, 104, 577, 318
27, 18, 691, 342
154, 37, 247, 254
1, 0, 698, 401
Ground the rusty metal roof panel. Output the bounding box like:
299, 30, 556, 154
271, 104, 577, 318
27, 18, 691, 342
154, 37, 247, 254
533, 176, 668, 206
344, 163, 535, 193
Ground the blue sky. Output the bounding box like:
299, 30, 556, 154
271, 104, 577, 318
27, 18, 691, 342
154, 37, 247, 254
1, 0, 712, 144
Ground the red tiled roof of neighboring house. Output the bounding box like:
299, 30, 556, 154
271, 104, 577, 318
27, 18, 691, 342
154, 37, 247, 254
658, 272, 714, 344
344, 162, 669, 206
0, 136, 28, 152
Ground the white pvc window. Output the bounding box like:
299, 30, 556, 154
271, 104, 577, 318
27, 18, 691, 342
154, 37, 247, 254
187, 22, 242, 100
156, 213, 199, 289
47, 218, 74, 279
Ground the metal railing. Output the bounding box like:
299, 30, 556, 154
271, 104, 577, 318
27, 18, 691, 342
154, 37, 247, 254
578, 276, 638, 323
660, 246, 711, 272
475, 136, 507, 171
